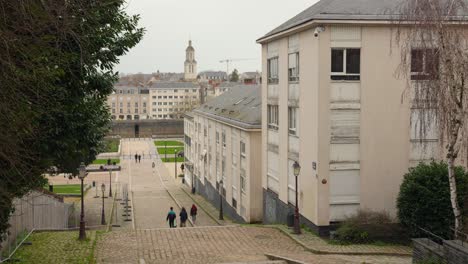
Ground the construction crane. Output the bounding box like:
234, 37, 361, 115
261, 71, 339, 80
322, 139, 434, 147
219, 58, 257, 79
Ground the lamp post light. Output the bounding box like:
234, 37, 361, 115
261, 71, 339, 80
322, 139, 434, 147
293, 161, 301, 235
219, 179, 224, 220
108, 167, 113, 198
78, 162, 87, 240
174, 150, 178, 179
101, 183, 106, 225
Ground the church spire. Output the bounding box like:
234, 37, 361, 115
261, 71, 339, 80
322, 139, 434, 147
184, 39, 197, 80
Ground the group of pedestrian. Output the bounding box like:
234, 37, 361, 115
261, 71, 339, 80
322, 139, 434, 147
166, 204, 198, 228
134, 153, 142, 163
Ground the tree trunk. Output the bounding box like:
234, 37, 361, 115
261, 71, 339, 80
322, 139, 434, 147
448, 153, 462, 239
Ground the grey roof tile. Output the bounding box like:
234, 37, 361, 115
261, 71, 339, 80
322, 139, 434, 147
193, 85, 261, 129
259, 0, 468, 40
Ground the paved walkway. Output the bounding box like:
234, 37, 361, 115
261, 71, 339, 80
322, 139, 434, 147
96, 226, 411, 264
111, 138, 218, 230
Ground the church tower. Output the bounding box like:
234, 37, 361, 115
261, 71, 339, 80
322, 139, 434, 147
184, 40, 197, 80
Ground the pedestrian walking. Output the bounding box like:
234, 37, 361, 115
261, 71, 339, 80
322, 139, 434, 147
179, 207, 188, 227
190, 204, 198, 224
138, 154, 141, 163
166, 207, 177, 228
134, 153, 138, 163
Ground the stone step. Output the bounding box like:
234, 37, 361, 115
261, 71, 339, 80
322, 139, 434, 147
219, 261, 286, 264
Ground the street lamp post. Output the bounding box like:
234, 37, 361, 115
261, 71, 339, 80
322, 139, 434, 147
293, 161, 301, 235
219, 179, 224, 220
78, 163, 87, 240
108, 168, 113, 198
175, 150, 178, 179
101, 183, 106, 225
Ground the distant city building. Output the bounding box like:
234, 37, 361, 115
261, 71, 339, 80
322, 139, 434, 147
108, 85, 150, 120
198, 71, 228, 83
184, 85, 262, 222
240, 71, 261, 85
184, 40, 197, 81
148, 82, 200, 120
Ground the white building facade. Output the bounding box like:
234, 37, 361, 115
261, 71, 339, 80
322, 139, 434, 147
184, 86, 262, 223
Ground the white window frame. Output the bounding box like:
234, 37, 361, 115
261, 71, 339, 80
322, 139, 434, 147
331, 48, 361, 78
288, 52, 299, 83
267, 57, 279, 84
288, 107, 298, 135
267, 105, 279, 130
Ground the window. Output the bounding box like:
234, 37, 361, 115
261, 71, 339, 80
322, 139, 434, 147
174, 96, 178, 99
174, 90, 178, 93
204, 126, 207, 137
163, 96, 167, 99
267, 105, 279, 130
288, 107, 297, 135
267, 57, 279, 84
411, 49, 439, 80
222, 132, 226, 148
169, 96, 173, 99
143, 102, 146, 107
240, 169, 246, 192
216, 131, 220, 144
158, 96, 162, 99
331, 48, 360, 80
112, 109, 115, 113
232, 198, 237, 209
119, 109, 123, 113
127, 102, 131, 107
163, 102, 167, 105
112, 102, 115, 107
152, 96, 157, 99
119, 102, 123, 107
240, 141, 246, 157
193, 89, 197, 92
288, 53, 299, 82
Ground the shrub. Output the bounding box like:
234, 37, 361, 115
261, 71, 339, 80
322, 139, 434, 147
333, 210, 406, 244
397, 161, 468, 239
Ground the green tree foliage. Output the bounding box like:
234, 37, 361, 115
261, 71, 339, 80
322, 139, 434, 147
397, 161, 468, 238
0, 0, 144, 241
230, 69, 239, 82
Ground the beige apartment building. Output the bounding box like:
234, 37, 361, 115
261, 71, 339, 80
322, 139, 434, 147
148, 82, 200, 119
109, 86, 150, 120
183, 86, 262, 223
257, 0, 468, 235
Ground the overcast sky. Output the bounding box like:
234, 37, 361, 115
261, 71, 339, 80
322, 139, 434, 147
115, 0, 318, 74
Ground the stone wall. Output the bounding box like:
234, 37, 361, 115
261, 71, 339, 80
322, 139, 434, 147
193, 177, 246, 224
109, 119, 184, 138
263, 188, 331, 236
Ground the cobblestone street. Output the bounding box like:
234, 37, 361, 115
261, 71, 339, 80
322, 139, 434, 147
96, 226, 411, 264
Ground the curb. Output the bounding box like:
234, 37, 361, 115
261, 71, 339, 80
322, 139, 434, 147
179, 186, 224, 226
272, 226, 412, 257
265, 253, 307, 264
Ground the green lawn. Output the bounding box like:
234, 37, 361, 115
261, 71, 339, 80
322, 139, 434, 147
101, 139, 119, 153
161, 157, 184, 163
154, 140, 184, 146
157, 147, 184, 155
48, 184, 82, 195
92, 159, 120, 165
11, 231, 97, 264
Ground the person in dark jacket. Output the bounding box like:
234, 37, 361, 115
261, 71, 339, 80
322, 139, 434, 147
134, 153, 138, 163
166, 207, 177, 228
190, 204, 198, 224
179, 207, 188, 227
